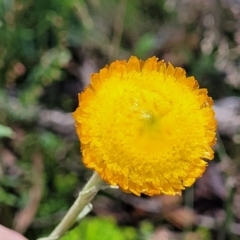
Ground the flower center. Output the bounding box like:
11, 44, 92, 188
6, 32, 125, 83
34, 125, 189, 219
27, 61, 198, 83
139, 110, 161, 137
141, 111, 156, 125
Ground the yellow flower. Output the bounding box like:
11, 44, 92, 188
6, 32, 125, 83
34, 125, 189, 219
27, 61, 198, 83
73, 56, 216, 196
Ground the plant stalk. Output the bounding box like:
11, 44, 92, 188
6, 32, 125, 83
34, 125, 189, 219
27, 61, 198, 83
38, 172, 104, 240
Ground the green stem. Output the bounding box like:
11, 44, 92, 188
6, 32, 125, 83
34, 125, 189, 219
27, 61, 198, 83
38, 172, 105, 240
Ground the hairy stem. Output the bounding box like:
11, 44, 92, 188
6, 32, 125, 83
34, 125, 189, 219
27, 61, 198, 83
37, 172, 105, 240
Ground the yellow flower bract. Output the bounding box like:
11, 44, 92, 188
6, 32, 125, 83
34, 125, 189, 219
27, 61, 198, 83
73, 56, 217, 196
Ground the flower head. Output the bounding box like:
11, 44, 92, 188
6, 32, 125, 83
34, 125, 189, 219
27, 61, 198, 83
73, 56, 216, 196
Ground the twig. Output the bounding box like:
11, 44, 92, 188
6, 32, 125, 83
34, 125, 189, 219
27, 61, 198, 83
13, 153, 44, 233
108, 0, 127, 60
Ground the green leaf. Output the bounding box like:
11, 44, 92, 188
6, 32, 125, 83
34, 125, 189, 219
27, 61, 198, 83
0, 187, 17, 206
60, 217, 137, 240
0, 124, 14, 138
133, 32, 156, 58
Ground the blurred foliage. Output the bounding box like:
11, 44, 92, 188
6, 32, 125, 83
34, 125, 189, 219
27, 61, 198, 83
0, 0, 240, 239
60, 217, 138, 240
0, 124, 14, 138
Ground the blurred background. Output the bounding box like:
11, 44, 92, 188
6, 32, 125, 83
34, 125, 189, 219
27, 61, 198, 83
0, 0, 240, 239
